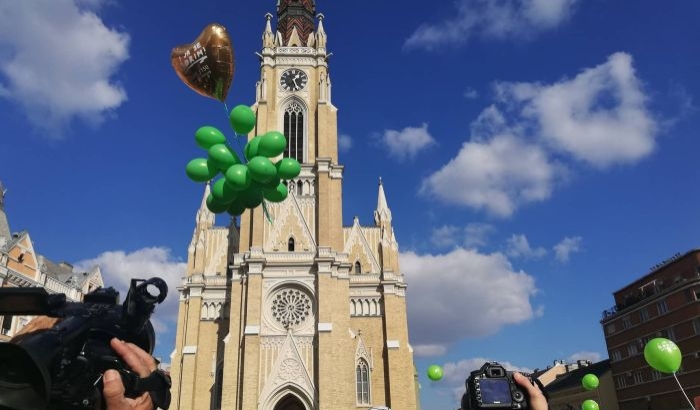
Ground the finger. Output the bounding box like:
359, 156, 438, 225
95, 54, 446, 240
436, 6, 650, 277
110, 338, 151, 377
124, 342, 158, 371
513, 373, 540, 396
102, 369, 130, 410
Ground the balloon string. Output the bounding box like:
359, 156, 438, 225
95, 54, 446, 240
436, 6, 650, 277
262, 200, 273, 224
222, 102, 247, 164
672, 372, 695, 409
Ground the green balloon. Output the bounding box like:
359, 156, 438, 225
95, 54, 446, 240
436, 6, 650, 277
229, 105, 256, 135
426, 365, 443, 381
208, 144, 241, 171
247, 156, 277, 183
206, 194, 230, 214
224, 163, 252, 191
195, 126, 226, 150
258, 131, 287, 157
276, 157, 301, 180
581, 399, 599, 410
263, 183, 288, 203
240, 185, 264, 209
211, 178, 238, 204
644, 337, 682, 373
186, 158, 219, 182
261, 175, 281, 188
227, 199, 247, 217
244, 136, 262, 160
581, 374, 599, 390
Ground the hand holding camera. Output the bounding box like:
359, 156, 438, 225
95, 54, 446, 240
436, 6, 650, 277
461, 362, 548, 410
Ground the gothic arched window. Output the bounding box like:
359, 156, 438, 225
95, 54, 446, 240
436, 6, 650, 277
354, 261, 361, 274
356, 359, 370, 404
283, 101, 305, 162
288, 237, 295, 252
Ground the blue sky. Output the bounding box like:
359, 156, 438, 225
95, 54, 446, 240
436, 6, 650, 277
1, 0, 699, 408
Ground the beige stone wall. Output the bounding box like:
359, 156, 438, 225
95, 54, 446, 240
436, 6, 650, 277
383, 293, 418, 410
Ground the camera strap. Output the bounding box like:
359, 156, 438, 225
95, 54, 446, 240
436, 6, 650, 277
132, 369, 172, 410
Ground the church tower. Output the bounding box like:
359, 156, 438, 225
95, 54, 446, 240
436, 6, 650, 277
170, 2, 419, 410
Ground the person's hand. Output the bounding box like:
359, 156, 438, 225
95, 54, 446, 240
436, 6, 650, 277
102, 338, 157, 410
513, 372, 548, 410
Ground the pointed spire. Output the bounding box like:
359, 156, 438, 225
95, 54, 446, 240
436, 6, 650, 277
315, 13, 327, 49
374, 177, 392, 225
262, 13, 274, 48
196, 182, 215, 230
277, 0, 316, 46
0, 180, 11, 247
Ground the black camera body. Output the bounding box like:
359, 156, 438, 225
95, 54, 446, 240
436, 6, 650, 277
462, 362, 531, 410
0, 278, 169, 410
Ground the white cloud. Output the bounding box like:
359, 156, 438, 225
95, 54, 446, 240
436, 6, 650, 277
338, 134, 353, 152
553, 236, 582, 262
505, 234, 547, 259
0, 0, 129, 135
380, 123, 436, 161
413, 344, 448, 357
75, 247, 186, 331
431, 223, 495, 249
404, 0, 578, 51
497, 52, 657, 168
402, 249, 540, 353
464, 87, 479, 99
567, 351, 602, 363
420, 132, 560, 217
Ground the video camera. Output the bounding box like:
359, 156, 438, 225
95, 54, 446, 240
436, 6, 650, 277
0, 278, 171, 410
461, 362, 533, 410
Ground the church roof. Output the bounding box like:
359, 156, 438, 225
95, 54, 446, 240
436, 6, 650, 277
276, 0, 316, 47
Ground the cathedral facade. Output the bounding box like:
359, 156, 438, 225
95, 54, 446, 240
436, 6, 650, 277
169, 2, 419, 409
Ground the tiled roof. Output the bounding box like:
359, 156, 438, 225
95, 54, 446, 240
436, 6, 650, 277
544, 359, 611, 393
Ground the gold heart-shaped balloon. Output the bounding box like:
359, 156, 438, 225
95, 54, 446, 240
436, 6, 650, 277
171, 23, 235, 102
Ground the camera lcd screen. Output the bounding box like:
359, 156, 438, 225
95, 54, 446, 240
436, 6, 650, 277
479, 379, 511, 404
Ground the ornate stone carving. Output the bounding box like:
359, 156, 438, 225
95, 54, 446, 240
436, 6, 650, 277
271, 288, 312, 328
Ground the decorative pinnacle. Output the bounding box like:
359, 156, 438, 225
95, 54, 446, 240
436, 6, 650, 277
317, 13, 324, 21
378, 177, 383, 186
265, 12, 273, 21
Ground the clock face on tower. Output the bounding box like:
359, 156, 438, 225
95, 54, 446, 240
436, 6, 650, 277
280, 68, 308, 92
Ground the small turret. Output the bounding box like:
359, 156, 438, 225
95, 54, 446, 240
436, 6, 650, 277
0, 181, 11, 248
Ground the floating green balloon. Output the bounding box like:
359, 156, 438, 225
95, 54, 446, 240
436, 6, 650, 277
275, 157, 301, 180
211, 178, 238, 204
247, 156, 277, 183
224, 163, 252, 191
227, 199, 247, 217
581, 373, 599, 390
426, 365, 443, 381
244, 136, 262, 160
644, 337, 682, 373
258, 131, 287, 157
206, 194, 230, 214
581, 399, 599, 410
186, 158, 219, 182
229, 105, 256, 135
240, 185, 264, 208
195, 126, 226, 150
208, 144, 241, 171
263, 183, 288, 203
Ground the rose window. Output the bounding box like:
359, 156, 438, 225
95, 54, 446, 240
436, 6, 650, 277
271, 288, 312, 328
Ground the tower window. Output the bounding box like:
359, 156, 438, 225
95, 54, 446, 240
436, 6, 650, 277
354, 261, 361, 274
288, 237, 295, 252
1, 315, 12, 336
283, 101, 304, 162
356, 359, 370, 404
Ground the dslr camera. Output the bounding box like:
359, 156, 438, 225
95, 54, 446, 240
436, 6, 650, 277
461, 362, 531, 410
0, 278, 171, 410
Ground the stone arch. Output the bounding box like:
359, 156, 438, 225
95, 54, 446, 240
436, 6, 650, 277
262, 385, 313, 410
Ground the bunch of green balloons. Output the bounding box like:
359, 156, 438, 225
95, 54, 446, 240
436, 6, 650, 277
185, 105, 301, 216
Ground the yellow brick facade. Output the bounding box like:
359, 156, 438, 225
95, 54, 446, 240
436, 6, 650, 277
170, 3, 419, 409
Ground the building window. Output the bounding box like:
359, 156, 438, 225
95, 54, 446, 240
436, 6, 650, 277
628, 343, 638, 356
639, 308, 649, 322
693, 318, 700, 335
283, 100, 305, 162
354, 261, 361, 274
356, 359, 371, 404
607, 323, 616, 335
611, 350, 622, 362
622, 316, 631, 329
615, 375, 627, 388
1, 315, 12, 336
666, 327, 676, 341
288, 237, 295, 252
633, 371, 644, 384
657, 299, 669, 315
651, 369, 662, 380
